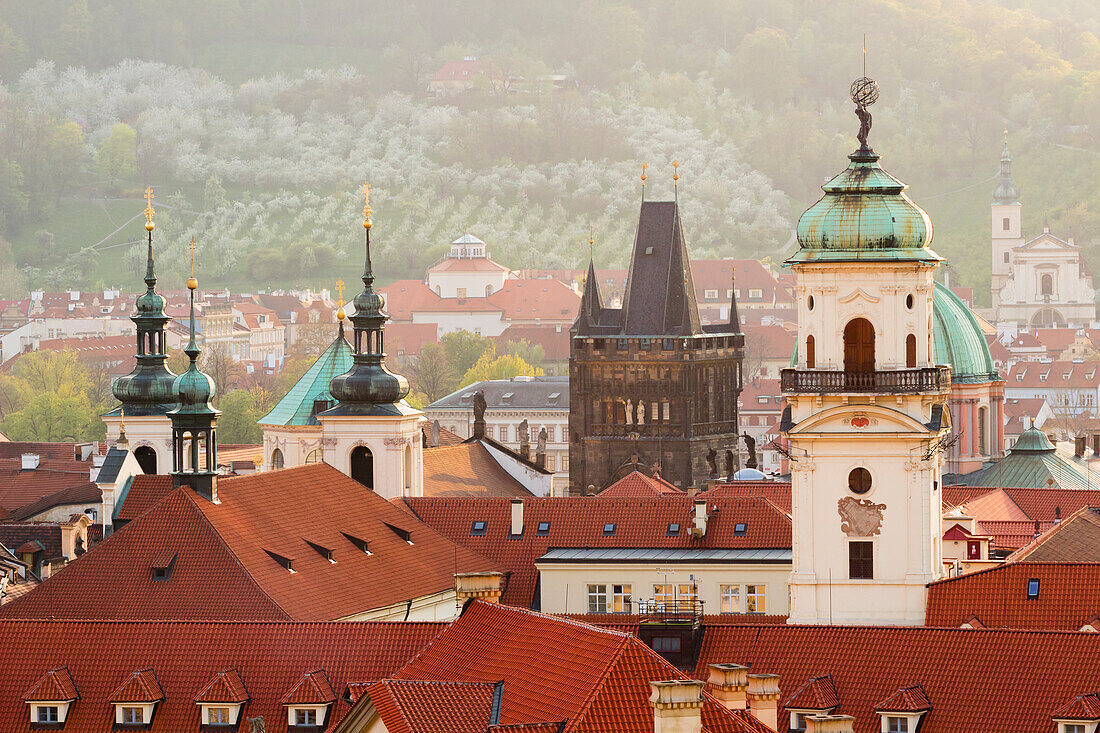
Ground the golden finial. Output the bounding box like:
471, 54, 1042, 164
144, 186, 155, 232
187, 238, 198, 290
588, 226, 594, 260
335, 278, 346, 320
672, 160, 679, 185
362, 182, 373, 229
640, 163, 647, 186
120, 407, 126, 432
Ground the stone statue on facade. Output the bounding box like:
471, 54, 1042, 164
537, 427, 547, 454
472, 390, 487, 423
430, 419, 441, 448
706, 447, 718, 478
725, 449, 736, 480
518, 419, 530, 447
741, 432, 757, 470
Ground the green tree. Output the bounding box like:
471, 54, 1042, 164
410, 341, 455, 403
216, 389, 264, 444
460, 352, 542, 387
441, 330, 494, 380
96, 122, 138, 192
0, 160, 28, 236
502, 339, 545, 368
2, 391, 101, 441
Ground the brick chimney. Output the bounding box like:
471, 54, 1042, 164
510, 499, 524, 536
649, 680, 704, 733
1075, 436, 1086, 458
746, 673, 781, 730
706, 663, 749, 710
455, 571, 504, 605
806, 714, 856, 733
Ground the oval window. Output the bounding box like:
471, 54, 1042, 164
848, 467, 872, 495
808, 295, 815, 311
905, 293, 914, 310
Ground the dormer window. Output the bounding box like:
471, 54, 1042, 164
195, 668, 248, 727
109, 669, 163, 728
886, 717, 909, 732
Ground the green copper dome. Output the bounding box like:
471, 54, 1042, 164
790, 148, 941, 264
932, 285, 999, 384
259, 329, 353, 426
1010, 426, 1056, 453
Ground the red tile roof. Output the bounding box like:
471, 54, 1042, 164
367, 679, 497, 733
782, 675, 839, 711
926, 562, 1100, 630
1054, 692, 1100, 721
1008, 506, 1100, 562
697, 482, 792, 514
379, 280, 503, 320
0, 619, 444, 731
422, 443, 535, 498
399, 496, 791, 609
282, 669, 336, 704
495, 324, 571, 361
486, 279, 579, 322
874, 685, 932, 712
743, 325, 796, 359
596, 471, 683, 498
694, 623, 1100, 733
0, 523, 65, 560
22, 668, 79, 702
394, 600, 768, 733
9, 480, 100, 521
0, 442, 84, 461
386, 322, 440, 358
0, 458, 97, 514
429, 257, 510, 273
1006, 361, 1100, 388
109, 669, 164, 703
194, 668, 249, 704
115, 474, 173, 523
4, 464, 498, 620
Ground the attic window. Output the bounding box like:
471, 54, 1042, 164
151, 552, 177, 581
547, 392, 560, 402
265, 550, 294, 573
341, 533, 370, 555
1016, 374, 1024, 382
645, 246, 654, 255
749, 289, 763, 299
501, 392, 514, 403
1027, 578, 1040, 599
603, 523, 616, 536
536, 521, 550, 535
734, 523, 748, 536
307, 540, 337, 562
667, 523, 680, 536
385, 523, 414, 544
471, 521, 487, 536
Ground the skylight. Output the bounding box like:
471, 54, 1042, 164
734, 523, 748, 535
667, 523, 680, 536
603, 523, 616, 536
536, 521, 550, 535
471, 521, 487, 536
1027, 578, 1040, 599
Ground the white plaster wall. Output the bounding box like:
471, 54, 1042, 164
262, 425, 324, 470
103, 415, 173, 474
318, 412, 425, 499
427, 270, 508, 298
411, 311, 505, 336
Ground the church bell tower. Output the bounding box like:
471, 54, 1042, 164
991, 130, 1023, 312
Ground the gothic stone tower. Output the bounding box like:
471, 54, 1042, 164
568, 199, 744, 494
782, 83, 950, 626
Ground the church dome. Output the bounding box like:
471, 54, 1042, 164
173, 365, 217, 415
792, 149, 940, 263
932, 285, 999, 384
1009, 425, 1056, 453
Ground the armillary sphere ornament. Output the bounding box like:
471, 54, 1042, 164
849, 76, 879, 150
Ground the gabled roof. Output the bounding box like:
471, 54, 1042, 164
109, 669, 164, 703
783, 675, 839, 711
874, 685, 932, 713
23, 668, 79, 702
194, 668, 249, 704
620, 201, 702, 336
393, 600, 768, 733
0, 457, 99, 514
1008, 506, 1100, 562
282, 669, 336, 705
596, 471, 683, 498
926, 562, 1100, 630
429, 377, 569, 410
1054, 692, 1100, 721
114, 473, 172, 522
422, 443, 535, 498
259, 333, 354, 426
2, 464, 497, 621
0, 523, 65, 560
367, 679, 499, 733
9, 480, 100, 522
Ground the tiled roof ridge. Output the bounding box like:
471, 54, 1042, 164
22, 667, 79, 702
873, 683, 932, 712
0, 618, 449, 628
782, 673, 839, 710
701, 621, 1100, 636
1006, 504, 1100, 562
108, 668, 165, 703
927, 560, 1100, 588
194, 667, 250, 704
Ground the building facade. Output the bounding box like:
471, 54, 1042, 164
568, 200, 745, 493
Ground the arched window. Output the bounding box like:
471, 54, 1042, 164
271, 448, 284, 470
133, 446, 157, 475
404, 444, 413, 492
805, 335, 816, 369
1041, 273, 1054, 296
905, 333, 917, 368
485, 285, 493, 296
978, 406, 988, 455
843, 318, 875, 375
304, 449, 322, 464
351, 446, 374, 490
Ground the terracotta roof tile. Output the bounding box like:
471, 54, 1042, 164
422, 443, 534, 498
109, 669, 164, 703
194, 668, 249, 704
114, 474, 173, 523
368, 679, 497, 733
10, 481, 100, 521
874, 685, 932, 713
401, 496, 791, 608
22, 668, 79, 702
596, 471, 683, 498
0, 458, 98, 514
697, 482, 792, 514
783, 675, 839, 711
1009, 506, 1100, 562
282, 669, 336, 705
1054, 692, 1100, 721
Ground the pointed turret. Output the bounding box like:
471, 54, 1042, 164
993, 129, 1020, 205
728, 269, 741, 333
168, 241, 220, 502
573, 230, 604, 336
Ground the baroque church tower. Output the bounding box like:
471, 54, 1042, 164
990, 131, 1023, 312
569, 172, 744, 494
103, 189, 178, 474
782, 80, 950, 625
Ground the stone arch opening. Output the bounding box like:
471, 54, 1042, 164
133, 445, 157, 474
351, 445, 374, 490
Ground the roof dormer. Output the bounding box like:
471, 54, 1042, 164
874, 685, 931, 733
23, 668, 79, 727
1052, 692, 1100, 733
109, 669, 164, 728
282, 670, 336, 729
195, 668, 250, 727
783, 675, 840, 731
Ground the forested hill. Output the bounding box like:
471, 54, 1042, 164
2, 0, 1100, 302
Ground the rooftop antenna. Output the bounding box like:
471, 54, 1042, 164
640, 163, 647, 202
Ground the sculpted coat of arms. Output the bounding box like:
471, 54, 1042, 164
838, 496, 886, 537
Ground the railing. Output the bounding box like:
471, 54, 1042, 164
637, 598, 705, 623
780, 366, 951, 394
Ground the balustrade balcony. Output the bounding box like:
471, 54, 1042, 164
780, 366, 951, 394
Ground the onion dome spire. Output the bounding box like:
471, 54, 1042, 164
326, 183, 413, 415
993, 128, 1020, 204
168, 239, 219, 501
108, 187, 178, 418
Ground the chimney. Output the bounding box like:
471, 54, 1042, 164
692, 499, 708, 538
706, 663, 749, 710
455, 571, 504, 605
746, 673, 781, 730
1075, 436, 1086, 458
806, 715, 856, 733
510, 499, 524, 536
21, 454, 39, 470
649, 680, 704, 733
1093, 434, 1100, 455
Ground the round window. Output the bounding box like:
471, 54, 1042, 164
905, 293, 914, 310
808, 295, 815, 311
848, 467, 872, 495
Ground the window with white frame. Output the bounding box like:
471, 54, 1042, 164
749, 289, 763, 299
791, 712, 809, 731
588, 584, 608, 613
293, 708, 318, 726
1062, 724, 1086, 733
612, 584, 632, 613
886, 717, 909, 733
720, 584, 740, 613
746, 584, 765, 613
705, 289, 719, 299
207, 706, 232, 724
36, 706, 59, 723
561, 454, 569, 471
121, 707, 145, 724
653, 583, 674, 608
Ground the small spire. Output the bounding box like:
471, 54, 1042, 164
361, 182, 374, 288
588, 227, 594, 261
185, 239, 199, 359
335, 278, 347, 337
672, 161, 679, 202
144, 186, 155, 232
640, 163, 647, 202
117, 407, 128, 447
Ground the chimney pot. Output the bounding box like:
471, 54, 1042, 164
510, 499, 524, 536
649, 680, 704, 733
706, 663, 749, 710
746, 673, 781, 731
455, 571, 504, 606
806, 714, 856, 733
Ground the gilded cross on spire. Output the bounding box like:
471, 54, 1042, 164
335, 278, 346, 306
362, 182, 373, 229
187, 237, 198, 290
144, 186, 156, 232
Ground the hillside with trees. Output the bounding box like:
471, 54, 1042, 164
2, 0, 1100, 302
